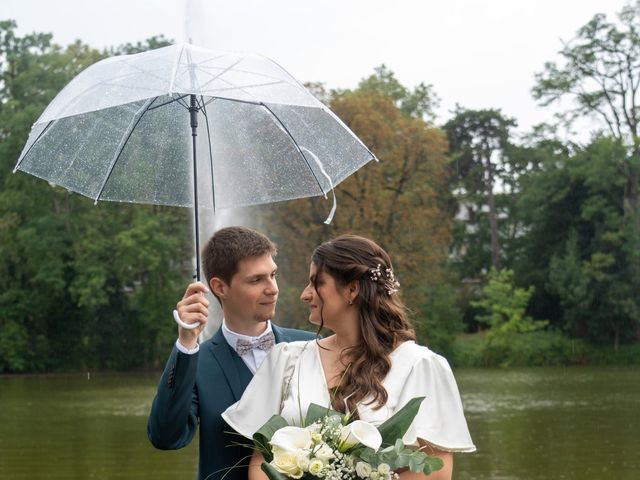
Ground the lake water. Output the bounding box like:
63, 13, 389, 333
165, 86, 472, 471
1, 366, 638, 479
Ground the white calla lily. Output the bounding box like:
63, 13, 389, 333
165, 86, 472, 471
339, 420, 383, 452
270, 426, 313, 452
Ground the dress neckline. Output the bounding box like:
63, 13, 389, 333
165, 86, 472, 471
311, 339, 415, 391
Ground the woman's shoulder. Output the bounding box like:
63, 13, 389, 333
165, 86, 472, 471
274, 325, 317, 341
391, 341, 454, 374
257, 340, 316, 379
270, 339, 316, 357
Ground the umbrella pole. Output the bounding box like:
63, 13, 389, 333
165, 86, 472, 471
190, 94, 201, 282
172, 95, 204, 331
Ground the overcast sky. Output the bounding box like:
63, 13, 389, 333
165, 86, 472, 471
3, 0, 628, 133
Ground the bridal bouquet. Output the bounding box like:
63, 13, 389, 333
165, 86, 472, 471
253, 397, 443, 480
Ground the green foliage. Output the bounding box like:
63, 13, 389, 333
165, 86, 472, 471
452, 331, 579, 367
264, 73, 453, 335
445, 108, 518, 273
0, 21, 188, 372
305, 403, 342, 426
253, 415, 289, 462
532, 3, 640, 147
1, 15, 639, 373
376, 396, 424, 448
471, 269, 547, 339
453, 331, 640, 367
414, 283, 463, 358
261, 463, 289, 480
515, 137, 639, 347
532, 2, 640, 342
359, 438, 444, 474
358, 64, 440, 120
0, 319, 29, 372
257, 398, 443, 479
108, 35, 172, 55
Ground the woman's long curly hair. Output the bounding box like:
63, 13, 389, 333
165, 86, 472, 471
311, 235, 416, 416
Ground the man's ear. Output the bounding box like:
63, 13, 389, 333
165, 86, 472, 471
209, 277, 227, 299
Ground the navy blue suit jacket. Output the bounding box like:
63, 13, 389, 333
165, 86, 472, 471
147, 325, 315, 480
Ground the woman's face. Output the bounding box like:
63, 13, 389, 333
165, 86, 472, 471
300, 262, 350, 328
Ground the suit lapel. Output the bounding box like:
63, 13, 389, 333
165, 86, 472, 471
210, 324, 296, 400
209, 329, 246, 401
272, 324, 289, 344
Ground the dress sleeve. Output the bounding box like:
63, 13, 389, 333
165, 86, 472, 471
222, 342, 305, 439
396, 351, 476, 452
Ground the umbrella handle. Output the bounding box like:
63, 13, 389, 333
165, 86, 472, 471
173, 309, 200, 330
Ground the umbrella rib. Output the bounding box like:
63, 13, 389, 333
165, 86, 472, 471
193, 57, 251, 98
147, 94, 190, 111
41, 66, 169, 122
205, 96, 262, 107
200, 96, 217, 212
13, 120, 54, 172
169, 44, 186, 95
116, 58, 168, 85
197, 63, 300, 88
260, 102, 326, 197
199, 78, 286, 97
322, 108, 378, 162
93, 96, 158, 203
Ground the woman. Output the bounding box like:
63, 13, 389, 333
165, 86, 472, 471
223, 235, 475, 480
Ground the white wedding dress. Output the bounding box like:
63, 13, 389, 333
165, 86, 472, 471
222, 340, 475, 452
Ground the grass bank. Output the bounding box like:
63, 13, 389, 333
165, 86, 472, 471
450, 331, 640, 367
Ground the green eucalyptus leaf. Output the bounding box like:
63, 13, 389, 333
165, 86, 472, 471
408, 454, 426, 472
305, 403, 343, 426
356, 447, 378, 465
261, 462, 290, 480
422, 455, 445, 474
253, 415, 288, 462
377, 397, 425, 447
394, 438, 404, 453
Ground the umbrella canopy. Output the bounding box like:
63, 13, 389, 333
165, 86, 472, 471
15, 43, 375, 212
14, 42, 376, 329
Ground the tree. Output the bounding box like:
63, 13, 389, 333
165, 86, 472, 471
263, 70, 459, 351
471, 268, 547, 340
0, 21, 186, 372
533, 1, 640, 300
444, 108, 517, 272
357, 64, 440, 120
515, 136, 638, 348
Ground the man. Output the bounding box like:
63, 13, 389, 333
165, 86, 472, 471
147, 226, 315, 480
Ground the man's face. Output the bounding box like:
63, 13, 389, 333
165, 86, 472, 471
219, 253, 279, 326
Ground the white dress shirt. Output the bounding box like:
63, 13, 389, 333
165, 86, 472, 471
175, 319, 274, 374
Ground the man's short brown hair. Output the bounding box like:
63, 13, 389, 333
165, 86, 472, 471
201, 226, 277, 286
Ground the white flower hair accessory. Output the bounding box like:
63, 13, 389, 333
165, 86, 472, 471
368, 264, 400, 295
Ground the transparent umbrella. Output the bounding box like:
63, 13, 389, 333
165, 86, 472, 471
14, 42, 376, 284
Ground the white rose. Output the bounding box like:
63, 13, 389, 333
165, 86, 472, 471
377, 463, 391, 476
308, 458, 325, 476
296, 457, 310, 471
272, 450, 304, 479
306, 422, 322, 433
314, 443, 335, 462
340, 421, 383, 452
270, 426, 313, 452
344, 455, 355, 469
369, 471, 380, 480
355, 461, 373, 478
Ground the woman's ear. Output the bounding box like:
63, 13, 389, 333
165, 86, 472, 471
347, 280, 360, 303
